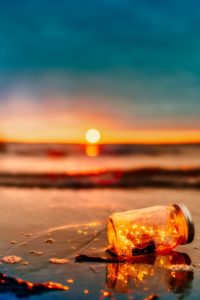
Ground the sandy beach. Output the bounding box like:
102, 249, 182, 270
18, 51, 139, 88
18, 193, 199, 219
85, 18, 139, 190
0, 187, 199, 299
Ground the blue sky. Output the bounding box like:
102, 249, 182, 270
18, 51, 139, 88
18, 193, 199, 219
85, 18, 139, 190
0, 0, 200, 142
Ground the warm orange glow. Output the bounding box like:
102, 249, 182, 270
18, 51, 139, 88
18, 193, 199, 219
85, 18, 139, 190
0, 94, 200, 144
0, 273, 69, 293
66, 279, 74, 284
85, 145, 100, 157
1, 129, 200, 144
85, 128, 101, 144
106, 252, 193, 294
107, 205, 192, 257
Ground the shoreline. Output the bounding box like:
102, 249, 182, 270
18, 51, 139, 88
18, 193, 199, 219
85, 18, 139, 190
0, 167, 200, 189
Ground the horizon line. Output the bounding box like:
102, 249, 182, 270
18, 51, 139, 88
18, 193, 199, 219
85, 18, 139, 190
1, 129, 200, 145
1, 140, 200, 146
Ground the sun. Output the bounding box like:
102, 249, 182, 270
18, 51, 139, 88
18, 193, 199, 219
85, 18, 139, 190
85, 128, 101, 144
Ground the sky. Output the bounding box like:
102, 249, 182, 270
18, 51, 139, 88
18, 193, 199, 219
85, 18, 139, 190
0, 0, 200, 143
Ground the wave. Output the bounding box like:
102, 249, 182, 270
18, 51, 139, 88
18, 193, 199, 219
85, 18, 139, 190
0, 167, 200, 189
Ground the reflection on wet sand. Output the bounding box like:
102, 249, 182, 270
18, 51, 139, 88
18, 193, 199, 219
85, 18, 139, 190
106, 252, 193, 296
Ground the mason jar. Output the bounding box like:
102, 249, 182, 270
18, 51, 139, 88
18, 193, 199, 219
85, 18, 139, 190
107, 204, 194, 257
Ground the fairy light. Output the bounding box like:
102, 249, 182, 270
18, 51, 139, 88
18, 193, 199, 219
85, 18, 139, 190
107, 204, 194, 257
106, 252, 193, 294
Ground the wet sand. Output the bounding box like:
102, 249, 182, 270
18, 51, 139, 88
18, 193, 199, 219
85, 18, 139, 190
0, 187, 200, 299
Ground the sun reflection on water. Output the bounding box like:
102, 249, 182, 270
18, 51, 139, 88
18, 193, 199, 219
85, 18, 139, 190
85, 145, 100, 157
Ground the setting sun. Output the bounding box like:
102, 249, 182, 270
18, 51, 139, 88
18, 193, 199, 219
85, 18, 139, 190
85, 129, 101, 144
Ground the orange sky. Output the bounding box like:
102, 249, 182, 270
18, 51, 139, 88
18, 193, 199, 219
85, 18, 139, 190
1, 127, 200, 144
0, 95, 200, 144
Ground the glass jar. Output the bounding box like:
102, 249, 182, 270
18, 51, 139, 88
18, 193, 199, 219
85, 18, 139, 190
107, 204, 194, 257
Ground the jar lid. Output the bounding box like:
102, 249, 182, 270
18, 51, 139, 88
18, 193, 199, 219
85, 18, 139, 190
173, 203, 195, 244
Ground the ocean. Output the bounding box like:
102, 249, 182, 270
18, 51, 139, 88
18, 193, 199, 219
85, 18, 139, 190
0, 143, 200, 188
